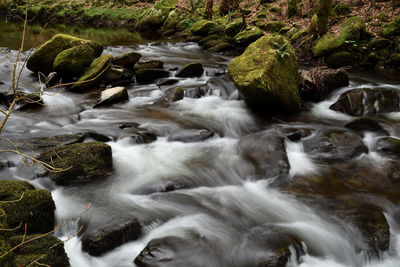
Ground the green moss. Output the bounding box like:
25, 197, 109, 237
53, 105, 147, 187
378, 12, 390, 22
265, 21, 285, 33
190, 20, 217, 36
333, 2, 352, 16
287, 0, 298, 18
27, 33, 103, 74
290, 29, 307, 42
53, 45, 96, 77
269, 5, 280, 13
228, 35, 301, 113
233, 27, 263, 46
225, 19, 244, 37
382, 14, 400, 37
71, 54, 112, 90
163, 10, 179, 30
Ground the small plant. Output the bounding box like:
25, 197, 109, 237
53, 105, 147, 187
273, 41, 291, 58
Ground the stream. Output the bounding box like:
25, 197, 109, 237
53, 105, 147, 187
1, 21, 400, 267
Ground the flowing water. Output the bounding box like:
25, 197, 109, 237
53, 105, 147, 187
1, 21, 400, 267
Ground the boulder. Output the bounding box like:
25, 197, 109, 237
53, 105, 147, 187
53, 45, 96, 77
164, 86, 184, 102
94, 86, 129, 108
382, 14, 400, 37
112, 51, 141, 69
136, 69, 170, 84
168, 129, 214, 143
207, 42, 234, 53
1, 134, 85, 150
330, 88, 400, 116
27, 34, 103, 74
163, 10, 179, 31
375, 137, 400, 155
157, 78, 179, 87
228, 35, 301, 113
71, 54, 113, 91
129, 131, 158, 144
225, 19, 244, 37
134, 60, 164, 71
344, 117, 386, 133
233, 27, 263, 46
197, 34, 219, 46
325, 51, 354, 68
81, 219, 141, 256
190, 20, 217, 36
299, 67, 349, 101
104, 65, 134, 84
0, 180, 55, 234
38, 142, 113, 185
264, 21, 285, 33
175, 63, 204, 78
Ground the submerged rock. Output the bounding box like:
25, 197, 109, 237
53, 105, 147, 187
228, 35, 301, 114
94, 86, 129, 108
175, 63, 204, 78
134, 60, 164, 71
136, 69, 170, 84
53, 45, 96, 77
344, 117, 386, 133
27, 33, 103, 74
168, 129, 215, 143
375, 137, 400, 155
38, 142, 113, 185
112, 51, 141, 69
330, 88, 400, 116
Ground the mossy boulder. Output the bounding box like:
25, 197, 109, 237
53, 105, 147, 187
325, 51, 353, 68
190, 20, 217, 36
0, 180, 55, 234
207, 41, 234, 52
225, 19, 244, 37
228, 35, 301, 113
27, 34, 103, 74
134, 60, 164, 71
71, 54, 113, 91
265, 21, 285, 33
382, 14, 400, 37
175, 63, 204, 78
163, 10, 179, 30
38, 142, 113, 185
53, 45, 96, 77
9, 234, 69, 267
313, 17, 368, 57
233, 27, 263, 46
112, 52, 141, 69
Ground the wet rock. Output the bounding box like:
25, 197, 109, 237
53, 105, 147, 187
134, 60, 164, 71
375, 137, 400, 155
94, 86, 129, 108
185, 35, 203, 43
164, 86, 184, 102
38, 142, 113, 185
207, 42, 234, 53
175, 63, 204, 78
0, 160, 9, 169
104, 65, 134, 84
197, 34, 219, 46
81, 219, 141, 256
157, 78, 179, 87
119, 122, 140, 129
190, 20, 217, 36
84, 131, 113, 142
168, 129, 215, 143
1, 134, 85, 150
238, 130, 290, 179
27, 33, 103, 74
112, 51, 141, 69
71, 54, 113, 91
129, 131, 158, 144
330, 88, 400, 116
53, 45, 96, 77
300, 67, 349, 101
136, 69, 170, 84
283, 128, 312, 142
15, 92, 44, 111
185, 86, 208, 98
228, 35, 301, 114
0, 180, 55, 234
233, 26, 263, 46
9, 234, 69, 267
303, 130, 368, 161
344, 117, 386, 133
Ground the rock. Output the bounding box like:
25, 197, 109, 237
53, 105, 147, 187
164, 86, 184, 102
238, 130, 290, 179
27, 33, 103, 74
299, 67, 349, 101
94, 86, 129, 108
325, 51, 354, 68
344, 117, 386, 133
71, 54, 113, 91
185, 86, 208, 98
157, 78, 179, 87
287, 0, 297, 18
45, 71, 61, 88
264, 21, 285, 33
3, 134, 85, 150
228, 35, 301, 113
303, 130, 368, 161
197, 34, 219, 46
129, 131, 158, 144
382, 14, 400, 37
201, 39, 223, 50
112, 51, 141, 69
330, 88, 400, 116
375, 137, 400, 155
185, 35, 204, 43
81, 219, 141, 256
225, 19, 244, 37
283, 127, 312, 142
190, 20, 217, 36
0, 180, 55, 234
313, 17, 369, 57
134, 60, 164, 71
175, 63, 204, 78
0, 160, 9, 169
84, 131, 113, 142
136, 69, 170, 84
233, 27, 263, 46
207, 42, 234, 53
9, 234, 69, 267
163, 10, 179, 31
53, 45, 96, 77
38, 142, 113, 185
104, 65, 133, 84
168, 129, 214, 143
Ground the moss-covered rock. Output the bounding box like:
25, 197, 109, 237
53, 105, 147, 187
134, 60, 164, 71
163, 10, 179, 30
0, 180, 55, 234
112, 51, 141, 69
38, 142, 113, 185
309, 0, 331, 35
313, 17, 368, 57
27, 34, 103, 74
207, 41, 234, 52
164, 86, 184, 102
325, 51, 353, 68
175, 63, 204, 77
53, 45, 96, 77
333, 2, 352, 16
382, 14, 400, 37
265, 21, 285, 33
94, 86, 129, 108
190, 20, 217, 36
287, 0, 297, 18
225, 19, 244, 37
9, 234, 69, 267
71, 54, 112, 91
233, 27, 263, 46
228, 35, 301, 113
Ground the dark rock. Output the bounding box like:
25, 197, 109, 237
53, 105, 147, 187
300, 68, 349, 101
38, 142, 113, 185
325, 51, 354, 68
283, 128, 312, 142
104, 65, 134, 84
190, 20, 217, 36
197, 34, 219, 46
46, 72, 61, 88
238, 130, 290, 179
0, 160, 9, 169
168, 129, 215, 143
84, 131, 113, 142
207, 42, 235, 53
175, 63, 204, 78
185, 35, 204, 42
112, 51, 141, 69
130, 131, 158, 144
1, 134, 85, 150
345, 117, 386, 133
164, 86, 184, 102
303, 130, 368, 161
330, 88, 400, 116
185, 86, 208, 98
94, 86, 129, 108
375, 137, 400, 155
157, 78, 179, 87
136, 69, 170, 84
119, 122, 140, 129
134, 60, 164, 71
81, 219, 141, 256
